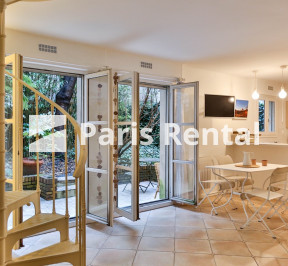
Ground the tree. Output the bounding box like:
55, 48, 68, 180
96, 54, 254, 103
118, 86, 160, 160
55, 76, 77, 114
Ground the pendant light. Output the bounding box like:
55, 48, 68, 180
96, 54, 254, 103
252, 70, 259, 100
279, 65, 287, 99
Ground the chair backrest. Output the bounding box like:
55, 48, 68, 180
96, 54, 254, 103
214, 155, 235, 177
270, 167, 288, 186
198, 156, 215, 183
154, 162, 160, 184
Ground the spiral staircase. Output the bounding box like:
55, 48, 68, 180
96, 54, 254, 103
1, 54, 88, 266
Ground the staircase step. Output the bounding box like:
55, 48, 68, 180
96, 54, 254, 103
5, 191, 39, 215
6, 241, 80, 266
8, 213, 66, 236
6, 213, 69, 261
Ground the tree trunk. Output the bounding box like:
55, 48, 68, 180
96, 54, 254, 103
55, 76, 77, 113
55, 76, 77, 130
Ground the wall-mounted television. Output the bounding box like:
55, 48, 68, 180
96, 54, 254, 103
205, 94, 235, 117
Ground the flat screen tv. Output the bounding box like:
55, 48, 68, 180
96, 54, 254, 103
205, 94, 235, 117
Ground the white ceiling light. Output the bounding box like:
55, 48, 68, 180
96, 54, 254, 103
279, 65, 287, 99
252, 70, 259, 100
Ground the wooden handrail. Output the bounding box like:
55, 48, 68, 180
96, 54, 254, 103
5, 70, 87, 178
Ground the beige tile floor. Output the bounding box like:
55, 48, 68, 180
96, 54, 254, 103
13, 198, 288, 266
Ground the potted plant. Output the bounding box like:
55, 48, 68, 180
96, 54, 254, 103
23, 155, 44, 176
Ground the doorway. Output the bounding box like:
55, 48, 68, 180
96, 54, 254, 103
85, 71, 199, 224
117, 85, 169, 207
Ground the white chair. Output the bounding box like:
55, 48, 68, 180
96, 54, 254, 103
266, 180, 288, 219
240, 167, 288, 238
197, 156, 236, 215
215, 155, 247, 187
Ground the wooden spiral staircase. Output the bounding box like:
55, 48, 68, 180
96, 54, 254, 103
1, 54, 88, 266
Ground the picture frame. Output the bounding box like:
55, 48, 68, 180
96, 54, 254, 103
234, 99, 249, 119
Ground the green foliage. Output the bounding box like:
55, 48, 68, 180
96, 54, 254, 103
259, 100, 265, 132
21, 71, 77, 159
118, 85, 132, 122
117, 85, 161, 161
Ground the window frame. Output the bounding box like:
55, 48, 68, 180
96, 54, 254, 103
258, 95, 277, 137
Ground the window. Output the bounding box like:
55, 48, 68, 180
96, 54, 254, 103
258, 96, 276, 134
259, 99, 265, 132
269, 101, 275, 132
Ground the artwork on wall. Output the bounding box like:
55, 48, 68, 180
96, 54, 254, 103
234, 99, 249, 119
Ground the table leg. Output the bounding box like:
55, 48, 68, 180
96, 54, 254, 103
241, 172, 251, 222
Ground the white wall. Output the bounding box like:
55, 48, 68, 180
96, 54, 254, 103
6, 28, 182, 78
6, 28, 287, 160
182, 64, 287, 157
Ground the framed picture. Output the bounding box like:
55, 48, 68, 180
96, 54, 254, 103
234, 99, 249, 119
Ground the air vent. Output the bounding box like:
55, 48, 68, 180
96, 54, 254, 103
141, 61, 152, 69
268, 86, 274, 91
39, 44, 57, 54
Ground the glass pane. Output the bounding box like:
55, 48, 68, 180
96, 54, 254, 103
5, 124, 13, 191
5, 71, 13, 119
88, 129, 108, 170
173, 162, 194, 201
174, 86, 195, 123
117, 169, 132, 212
118, 83, 132, 122
139, 87, 167, 203
88, 75, 109, 122
259, 99, 265, 132
88, 172, 108, 220
118, 125, 132, 167
22, 71, 79, 221
174, 126, 195, 161
269, 101, 275, 132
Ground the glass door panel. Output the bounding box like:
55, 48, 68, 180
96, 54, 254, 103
173, 162, 194, 199
173, 125, 195, 161
170, 82, 198, 204
114, 72, 139, 221
85, 70, 112, 224
174, 87, 195, 124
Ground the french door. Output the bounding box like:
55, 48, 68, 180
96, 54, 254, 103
84, 70, 113, 225
169, 82, 199, 204
113, 72, 140, 221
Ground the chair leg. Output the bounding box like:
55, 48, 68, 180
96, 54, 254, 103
197, 182, 219, 215
213, 192, 224, 204
241, 198, 265, 229
267, 200, 288, 229
122, 182, 129, 192
263, 198, 282, 219
241, 199, 249, 221
229, 197, 238, 210
197, 183, 216, 207
242, 197, 276, 238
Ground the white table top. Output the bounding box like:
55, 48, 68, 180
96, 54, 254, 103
206, 163, 288, 173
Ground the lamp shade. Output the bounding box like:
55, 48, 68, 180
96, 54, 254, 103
252, 90, 259, 100
279, 86, 287, 99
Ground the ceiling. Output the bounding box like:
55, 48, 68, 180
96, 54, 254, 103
5, 0, 288, 81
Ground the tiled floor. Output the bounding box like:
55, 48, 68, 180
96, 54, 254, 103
13, 198, 288, 266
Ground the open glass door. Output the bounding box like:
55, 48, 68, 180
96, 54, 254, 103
84, 70, 113, 225
169, 82, 199, 204
113, 72, 140, 221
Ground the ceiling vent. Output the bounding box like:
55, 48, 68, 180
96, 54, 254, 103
39, 44, 57, 54
268, 86, 274, 91
141, 61, 152, 69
